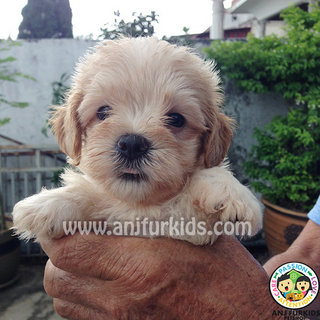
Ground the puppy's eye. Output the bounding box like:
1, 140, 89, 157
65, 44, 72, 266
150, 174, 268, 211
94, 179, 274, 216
166, 113, 185, 128
97, 106, 112, 120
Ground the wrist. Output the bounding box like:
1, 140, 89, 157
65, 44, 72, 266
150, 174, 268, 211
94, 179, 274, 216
265, 220, 320, 276
286, 220, 320, 267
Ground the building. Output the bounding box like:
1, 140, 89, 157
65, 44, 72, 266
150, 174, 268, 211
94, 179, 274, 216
204, 0, 312, 40
229, 0, 311, 38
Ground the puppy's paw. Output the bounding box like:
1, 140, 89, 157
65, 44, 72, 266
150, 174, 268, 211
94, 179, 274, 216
191, 167, 262, 237
194, 188, 262, 237
219, 187, 263, 236
12, 192, 67, 242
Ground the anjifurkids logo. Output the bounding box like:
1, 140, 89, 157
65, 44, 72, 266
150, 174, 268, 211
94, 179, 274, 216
270, 262, 319, 309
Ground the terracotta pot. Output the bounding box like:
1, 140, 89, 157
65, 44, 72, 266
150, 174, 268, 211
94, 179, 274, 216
262, 197, 308, 257
0, 228, 20, 288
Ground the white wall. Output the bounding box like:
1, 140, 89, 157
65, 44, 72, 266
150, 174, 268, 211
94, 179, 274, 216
251, 20, 287, 38
0, 39, 97, 146
230, 0, 307, 20
223, 13, 253, 30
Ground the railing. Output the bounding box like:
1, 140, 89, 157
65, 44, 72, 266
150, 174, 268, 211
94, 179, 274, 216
0, 145, 66, 259
0, 145, 66, 215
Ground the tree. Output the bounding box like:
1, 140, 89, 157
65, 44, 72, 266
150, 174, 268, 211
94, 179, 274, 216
18, 0, 73, 39
100, 11, 158, 40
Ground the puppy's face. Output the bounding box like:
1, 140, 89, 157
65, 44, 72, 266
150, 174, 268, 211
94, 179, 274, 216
51, 38, 232, 205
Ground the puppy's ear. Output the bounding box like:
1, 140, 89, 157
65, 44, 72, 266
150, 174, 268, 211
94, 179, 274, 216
203, 112, 233, 168
49, 90, 83, 165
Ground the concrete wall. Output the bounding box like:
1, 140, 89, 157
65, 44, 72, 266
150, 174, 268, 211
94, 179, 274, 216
223, 79, 290, 182
230, 0, 307, 20
251, 20, 287, 38
0, 39, 97, 146
0, 39, 290, 180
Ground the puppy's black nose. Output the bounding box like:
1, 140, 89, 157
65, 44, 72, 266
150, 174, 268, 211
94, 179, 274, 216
116, 134, 151, 160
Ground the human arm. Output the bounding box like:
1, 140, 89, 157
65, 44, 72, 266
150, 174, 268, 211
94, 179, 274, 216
264, 195, 320, 276
264, 219, 320, 277
264, 197, 320, 314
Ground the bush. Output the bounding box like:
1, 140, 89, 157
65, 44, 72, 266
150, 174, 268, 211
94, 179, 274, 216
204, 4, 320, 211
204, 5, 320, 107
243, 108, 320, 212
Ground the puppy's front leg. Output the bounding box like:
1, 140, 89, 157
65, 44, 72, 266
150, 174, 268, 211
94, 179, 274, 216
12, 184, 95, 242
190, 166, 262, 235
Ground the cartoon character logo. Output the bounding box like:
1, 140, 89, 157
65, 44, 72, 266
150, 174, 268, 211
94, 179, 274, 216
295, 275, 312, 297
269, 262, 318, 309
277, 274, 295, 299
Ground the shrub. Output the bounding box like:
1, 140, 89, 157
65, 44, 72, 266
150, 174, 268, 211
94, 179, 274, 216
243, 108, 320, 212
204, 4, 320, 211
204, 5, 320, 108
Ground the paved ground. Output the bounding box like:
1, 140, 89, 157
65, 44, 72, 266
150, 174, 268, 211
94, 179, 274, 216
0, 243, 269, 320
0, 264, 62, 320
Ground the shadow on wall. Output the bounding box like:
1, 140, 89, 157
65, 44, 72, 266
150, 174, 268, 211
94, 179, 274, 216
223, 78, 290, 183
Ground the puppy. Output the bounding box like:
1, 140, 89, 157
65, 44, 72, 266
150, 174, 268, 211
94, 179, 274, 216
13, 37, 262, 245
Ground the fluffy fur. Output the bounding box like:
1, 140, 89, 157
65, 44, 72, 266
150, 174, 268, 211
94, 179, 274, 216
12, 37, 262, 245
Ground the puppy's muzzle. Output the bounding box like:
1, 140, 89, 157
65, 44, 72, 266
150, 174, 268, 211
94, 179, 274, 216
116, 134, 151, 161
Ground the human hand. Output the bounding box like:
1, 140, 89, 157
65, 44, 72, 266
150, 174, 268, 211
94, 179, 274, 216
41, 234, 281, 320
264, 220, 320, 276
264, 220, 320, 316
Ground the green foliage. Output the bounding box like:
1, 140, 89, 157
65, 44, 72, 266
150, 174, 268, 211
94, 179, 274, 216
0, 118, 10, 126
51, 73, 70, 105
0, 40, 33, 126
204, 5, 320, 108
18, 0, 73, 39
42, 73, 70, 136
243, 108, 320, 212
100, 11, 158, 39
183, 27, 190, 35
42, 73, 70, 185
205, 5, 320, 211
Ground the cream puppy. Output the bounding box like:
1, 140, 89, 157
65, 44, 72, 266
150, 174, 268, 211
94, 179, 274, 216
13, 37, 262, 245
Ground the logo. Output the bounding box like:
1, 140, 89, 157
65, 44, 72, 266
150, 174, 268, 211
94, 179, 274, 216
269, 262, 319, 309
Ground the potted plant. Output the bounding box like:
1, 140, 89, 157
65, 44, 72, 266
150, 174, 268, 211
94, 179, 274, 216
243, 107, 320, 255
204, 4, 320, 255
0, 193, 20, 288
